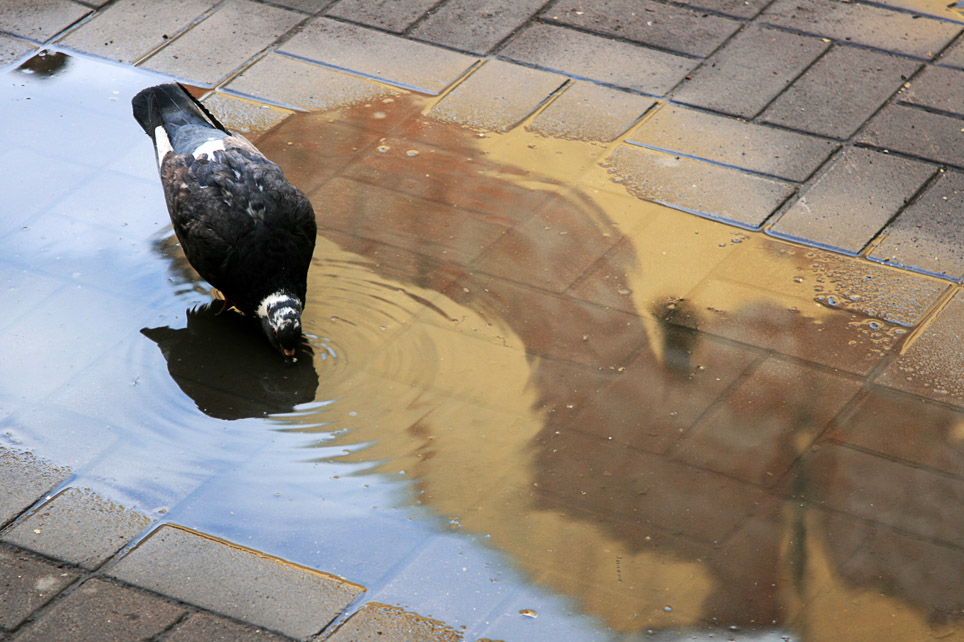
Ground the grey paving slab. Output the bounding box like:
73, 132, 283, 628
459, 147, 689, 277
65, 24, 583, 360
900, 64, 964, 116
411, 0, 545, 55
0, 546, 78, 630
201, 92, 293, 135
0, 448, 70, 527
499, 22, 696, 96
326, 0, 437, 32
1, 487, 153, 570
879, 290, 964, 404
225, 53, 401, 110
527, 81, 654, 142
164, 612, 291, 642
670, 0, 772, 18
279, 17, 477, 95
327, 603, 462, 642
0, 34, 35, 67
859, 103, 964, 166
426, 58, 565, 132
140, 0, 304, 85
0, 0, 90, 43
769, 147, 936, 255
871, 0, 964, 23
605, 144, 796, 228
939, 37, 964, 68
109, 525, 365, 639
869, 170, 964, 280
761, 0, 961, 59
56, 0, 218, 64
673, 26, 827, 118
543, 0, 742, 58
628, 105, 838, 181
761, 46, 922, 139
11, 578, 184, 642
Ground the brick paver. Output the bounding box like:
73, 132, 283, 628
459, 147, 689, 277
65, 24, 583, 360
410, 0, 545, 55
527, 81, 654, 142
1, 487, 153, 570
499, 22, 695, 96
140, 0, 304, 85
628, 105, 837, 181
326, 603, 463, 642
940, 37, 964, 68
0, 547, 78, 630
10, 578, 184, 642
760, 46, 920, 139
109, 525, 364, 639
673, 26, 827, 118
868, 170, 964, 280
279, 17, 477, 95
900, 64, 964, 116
56, 0, 218, 64
325, 0, 439, 33
769, 147, 935, 254
0, 35, 34, 66
859, 103, 964, 167
544, 0, 742, 58
164, 612, 292, 642
426, 58, 564, 131
0, 448, 70, 528
761, 0, 961, 58
0, 0, 91, 43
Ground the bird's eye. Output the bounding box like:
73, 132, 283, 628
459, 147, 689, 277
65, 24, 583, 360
272, 329, 277, 337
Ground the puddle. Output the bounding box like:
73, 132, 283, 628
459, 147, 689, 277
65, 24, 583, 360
4, 50, 964, 642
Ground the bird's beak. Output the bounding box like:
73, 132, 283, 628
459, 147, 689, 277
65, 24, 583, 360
282, 347, 297, 363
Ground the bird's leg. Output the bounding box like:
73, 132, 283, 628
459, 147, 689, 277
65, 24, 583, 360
215, 297, 232, 315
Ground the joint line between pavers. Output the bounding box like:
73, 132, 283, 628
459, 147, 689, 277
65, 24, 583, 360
272, 50, 444, 95
857, 165, 943, 259
530, 14, 706, 62
621, 140, 802, 184
753, 20, 950, 63
478, 0, 557, 56
865, 253, 964, 283
858, 0, 964, 25
746, 41, 835, 123
399, 0, 460, 37
494, 54, 670, 100
0, 473, 78, 538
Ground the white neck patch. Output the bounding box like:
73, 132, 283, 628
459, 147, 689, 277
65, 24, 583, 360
257, 292, 301, 319
193, 138, 226, 159
154, 125, 173, 166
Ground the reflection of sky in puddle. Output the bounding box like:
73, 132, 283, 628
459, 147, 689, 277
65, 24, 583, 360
4, 49, 964, 642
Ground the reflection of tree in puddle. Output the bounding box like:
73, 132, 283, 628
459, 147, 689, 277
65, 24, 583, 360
251, 95, 964, 638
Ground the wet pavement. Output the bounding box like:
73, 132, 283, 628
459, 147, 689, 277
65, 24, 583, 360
3, 1, 964, 641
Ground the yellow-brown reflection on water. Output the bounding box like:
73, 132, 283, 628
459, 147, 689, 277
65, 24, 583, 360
255, 94, 964, 639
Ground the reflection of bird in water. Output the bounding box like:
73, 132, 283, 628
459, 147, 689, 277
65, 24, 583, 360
141, 304, 318, 421
132, 83, 316, 362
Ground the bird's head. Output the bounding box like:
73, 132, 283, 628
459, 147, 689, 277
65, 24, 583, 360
257, 292, 304, 363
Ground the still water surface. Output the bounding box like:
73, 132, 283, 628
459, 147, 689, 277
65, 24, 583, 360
2, 50, 964, 642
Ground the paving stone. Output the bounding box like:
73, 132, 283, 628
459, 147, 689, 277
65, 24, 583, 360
606, 144, 795, 228
0, 448, 70, 528
109, 525, 365, 639
939, 37, 964, 68
761, 46, 921, 139
868, 170, 964, 280
326, 0, 438, 32
2, 487, 153, 570
0, 0, 90, 43
11, 578, 184, 642
140, 0, 304, 85
0, 546, 78, 630
56, 0, 217, 64
900, 64, 964, 116
543, 0, 742, 58
426, 59, 565, 132
279, 17, 477, 95
201, 91, 293, 135
870, 0, 964, 22
527, 81, 654, 142
859, 103, 964, 167
225, 54, 400, 111
671, 356, 861, 487
327, 603, 462, 641
878, 290, 964, 405
499, 22, 695, 96
672, 26, 828, 118
769, 147, 935, 255
164, 612, 291, 642
0, 34, 35, 67
628, 105, 837, 181
670, 0, 772, 18
761, 0, 961, 59
410, 0, 545, 55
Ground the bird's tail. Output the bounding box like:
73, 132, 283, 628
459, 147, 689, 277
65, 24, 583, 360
131, 83, 228, 144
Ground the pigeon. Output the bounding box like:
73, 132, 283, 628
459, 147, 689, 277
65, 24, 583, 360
132, 83, 316, 362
